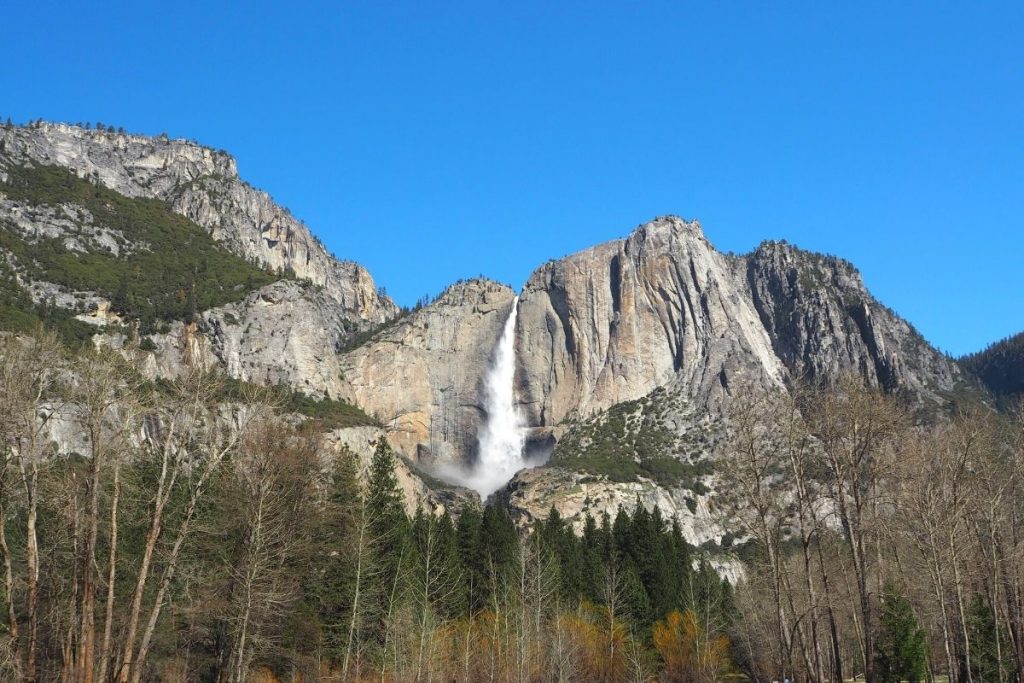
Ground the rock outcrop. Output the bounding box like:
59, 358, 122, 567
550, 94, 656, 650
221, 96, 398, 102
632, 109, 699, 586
339, 279, 516, 466
515, 216, 962, 432
504, 216, 967, 532
745, 240, 959, 397
100, 280, 357, 399
499, 466, 724, 545
0, 122, 395, 322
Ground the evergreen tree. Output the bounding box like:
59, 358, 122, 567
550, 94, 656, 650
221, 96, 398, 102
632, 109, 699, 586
456, 503, 486, 611
580, 513, 605, 604
365, 437, 412, 653
617, 556, 651, 628
431, 511, 465, 619
612, 505, 632, 560
875, 583, 927, 683
968, 593, 1010, 683
366, 438, 410, 580
306, 446, 362, 661
480, 503, 518, 587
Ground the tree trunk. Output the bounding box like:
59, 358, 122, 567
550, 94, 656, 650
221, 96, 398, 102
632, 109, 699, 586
96, 464, 120, 683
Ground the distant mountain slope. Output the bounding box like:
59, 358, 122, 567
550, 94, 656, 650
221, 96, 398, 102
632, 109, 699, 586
0, 121, 396, 322
502, 217, 971, 535
0, 160, 278, 344
960, 331, 1024, 403
0, 120, 402, 399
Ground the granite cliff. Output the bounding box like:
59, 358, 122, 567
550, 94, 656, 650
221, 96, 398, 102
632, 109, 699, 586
0, 121, 983, 542
0, 121, 395, 322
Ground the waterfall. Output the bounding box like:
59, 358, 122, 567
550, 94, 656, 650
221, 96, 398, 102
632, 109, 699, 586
466, 297, 525, 497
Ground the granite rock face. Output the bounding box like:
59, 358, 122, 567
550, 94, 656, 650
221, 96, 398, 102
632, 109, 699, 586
515, 216, 961, 432
516, 217, 785, 427
101, 280, 357, 399
745, 240, 959, 395
0, 122, 395, 322
499, 466, 724, 545
338, 279, 517, 466
503, 217, 966, 533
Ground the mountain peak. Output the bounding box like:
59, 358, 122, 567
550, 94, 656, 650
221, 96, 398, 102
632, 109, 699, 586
631, 214, 704, 239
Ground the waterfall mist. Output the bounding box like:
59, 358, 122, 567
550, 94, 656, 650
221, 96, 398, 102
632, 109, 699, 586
438, 297, 526, 498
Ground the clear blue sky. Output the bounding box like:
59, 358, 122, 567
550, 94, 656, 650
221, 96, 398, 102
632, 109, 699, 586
2, 1, 1021, 356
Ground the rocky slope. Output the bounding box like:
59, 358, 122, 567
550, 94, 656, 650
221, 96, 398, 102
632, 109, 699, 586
515, 217, 786, 427
960, 330, 1024, 404
746, 239, 958, 396
0, 121, 984, 545
0, 121, 395, 322
501, 216, 967, 537
0, 122, 470, 513
323, 215, 971, 545
338, 278, 517, 466
515, 216, 960, 430
98, 280, 357, 399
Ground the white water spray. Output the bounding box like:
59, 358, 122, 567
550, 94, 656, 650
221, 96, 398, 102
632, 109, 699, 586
464, 297, 526, 497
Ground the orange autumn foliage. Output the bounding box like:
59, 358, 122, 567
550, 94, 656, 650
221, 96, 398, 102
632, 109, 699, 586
653, 610, 731, 683
558, 601, 632, 682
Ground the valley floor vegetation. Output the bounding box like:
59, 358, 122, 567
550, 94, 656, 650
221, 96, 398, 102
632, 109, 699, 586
717, 378, 1024, 683
0, 327, 1022, 683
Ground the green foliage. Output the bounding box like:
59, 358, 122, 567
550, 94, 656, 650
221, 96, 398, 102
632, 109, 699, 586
968, 593, 1012, 683
479, 503, 520, 585
456, 504, 487, 611
551, 390, 715, 490
218, 376, 381, 428
0, 163, 277, 332
534, 501, 732, 638
366, 438, 412, 587
875, 583, 927, 683
336, 307, 412, 353
960, 330, 1024, 403
280, 388, 381, 429
0, 261, 95, 347
305, 446, 363, 662
411, 510, 464, 620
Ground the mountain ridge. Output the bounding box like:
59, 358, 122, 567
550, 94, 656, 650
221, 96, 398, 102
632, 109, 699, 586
0, 119, 1006, 537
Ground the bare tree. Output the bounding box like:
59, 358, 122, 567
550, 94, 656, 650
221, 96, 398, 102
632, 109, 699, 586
0, 328, 65, 682
211, 420, 319, 682
800, 376, 908, 683
718, 386, 797, 680
117, 369, 265, 683
64, 348, 141, 683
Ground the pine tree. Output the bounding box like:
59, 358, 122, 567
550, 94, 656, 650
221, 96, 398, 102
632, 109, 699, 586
432, 511, 465, 619
366, 438, 410, 585
875, 583, 927, 683
456, 503, 488, 612
480, 503, 518, 588
968, 593, 1010, 683
364, 437, 412, 665
580, 513, 605, 604
306, 445, 361, 662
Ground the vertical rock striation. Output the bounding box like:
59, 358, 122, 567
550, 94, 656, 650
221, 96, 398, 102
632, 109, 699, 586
515, 216, 963, 432
515, 217, 786, 427
338, 279, 517, 466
